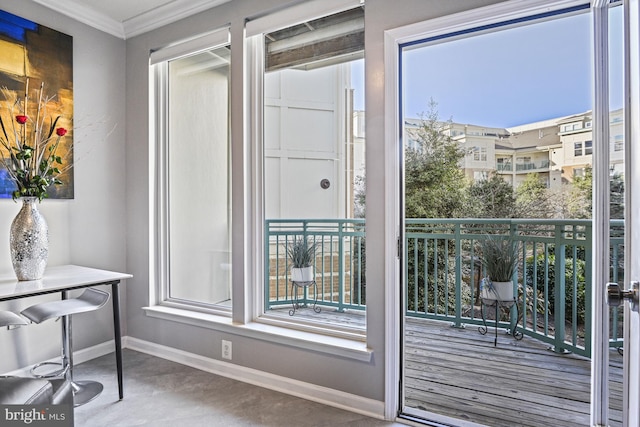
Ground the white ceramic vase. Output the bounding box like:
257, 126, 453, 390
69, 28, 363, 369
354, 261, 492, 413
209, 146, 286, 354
291, 266, 314, 283
480, 280, 514, 302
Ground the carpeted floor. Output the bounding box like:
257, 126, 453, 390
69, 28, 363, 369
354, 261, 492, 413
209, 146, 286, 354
73, 349, 402, 427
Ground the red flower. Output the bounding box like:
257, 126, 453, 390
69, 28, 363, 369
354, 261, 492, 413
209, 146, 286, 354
15, 115, 28, 124
56, 128, 67, 136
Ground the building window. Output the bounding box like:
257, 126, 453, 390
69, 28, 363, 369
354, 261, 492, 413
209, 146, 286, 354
584, 140, 593, 155
151, 29, 232, 311
472, 147, 487, 161
474, 171, 489, 181
613, 135, 623, 151
574, 141, 583, 156
561, 122, 582, 132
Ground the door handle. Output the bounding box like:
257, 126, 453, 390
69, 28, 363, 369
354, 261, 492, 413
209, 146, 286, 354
607, 281, 639, 309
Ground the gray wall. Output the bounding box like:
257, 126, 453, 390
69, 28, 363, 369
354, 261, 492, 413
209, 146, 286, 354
0, 1, 127, 373
125, 0, 503, 405
1, 0, 503, 413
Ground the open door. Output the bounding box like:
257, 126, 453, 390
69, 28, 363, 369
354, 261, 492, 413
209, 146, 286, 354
595, 1, 640, 426
386, 0, 638, 425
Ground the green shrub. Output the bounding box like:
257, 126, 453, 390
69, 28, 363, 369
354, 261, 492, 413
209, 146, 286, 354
525, 254, 586, 323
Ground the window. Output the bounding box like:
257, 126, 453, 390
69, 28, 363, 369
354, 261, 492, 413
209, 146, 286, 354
584, 140, 593, 155
561, 122, 582, 132
472, 147, 487, 162
248, 1, 366, 334
151, 29, 232, 311
574, 141, 583, 156
474, 171, 489, 181
613, 135, 623, 151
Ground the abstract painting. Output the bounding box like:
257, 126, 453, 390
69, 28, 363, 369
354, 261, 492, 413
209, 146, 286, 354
0, 9, 73, 199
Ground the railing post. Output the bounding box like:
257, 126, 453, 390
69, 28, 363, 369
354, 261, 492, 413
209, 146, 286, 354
264, 220, 271, 312
453, 222, 463, 328
510, 222, 519, 329
553, 223, 567, 353
584, 221, 593, 357
337, 220, 345, 312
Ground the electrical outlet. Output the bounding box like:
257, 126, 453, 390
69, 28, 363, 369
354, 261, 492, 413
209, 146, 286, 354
222, 340, 232, 360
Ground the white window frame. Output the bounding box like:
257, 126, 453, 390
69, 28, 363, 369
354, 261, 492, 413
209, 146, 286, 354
585, 139, 593, 155
143, 0, 372, 365
246, 0, 367, 338
148, 27, 232, 318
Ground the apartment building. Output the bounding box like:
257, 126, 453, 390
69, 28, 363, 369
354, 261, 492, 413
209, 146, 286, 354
405, 108, 624, 189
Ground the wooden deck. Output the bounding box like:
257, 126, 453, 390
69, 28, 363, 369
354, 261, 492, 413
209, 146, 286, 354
404, 317, 623, 427
269, 306, 623, 426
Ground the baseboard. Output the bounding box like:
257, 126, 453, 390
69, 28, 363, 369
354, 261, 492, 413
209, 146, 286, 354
123, 336, 386, 420
4, 340, 115, 377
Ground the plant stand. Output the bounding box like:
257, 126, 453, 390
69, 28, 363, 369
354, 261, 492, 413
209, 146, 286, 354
478, 298, 523, 346
289, 280, 321, 316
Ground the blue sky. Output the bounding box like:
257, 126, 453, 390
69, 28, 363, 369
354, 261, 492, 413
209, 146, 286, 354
403, 8, 624, 128
352, 7, 623, 129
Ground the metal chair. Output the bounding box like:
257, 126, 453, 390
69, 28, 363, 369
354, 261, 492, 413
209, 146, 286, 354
21, 288, 110, 406
0, 310, 29, 329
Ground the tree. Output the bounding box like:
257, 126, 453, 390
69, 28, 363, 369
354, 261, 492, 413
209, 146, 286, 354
610, 171, 624, 219
515, 173, 552, 218
404, 100, 468, 218
466, 173, 516, 218
568, 167, 593, 219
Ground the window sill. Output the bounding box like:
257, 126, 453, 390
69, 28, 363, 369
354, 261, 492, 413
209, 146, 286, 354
142, 305, 373, 362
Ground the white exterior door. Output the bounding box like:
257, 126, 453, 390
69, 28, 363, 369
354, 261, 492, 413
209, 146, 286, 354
592, 1, 640, 426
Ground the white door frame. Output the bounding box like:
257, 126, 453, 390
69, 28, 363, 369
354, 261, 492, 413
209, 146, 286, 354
383, 0, 637, 424
590, 0, 612, 425
623, 1, 640, 425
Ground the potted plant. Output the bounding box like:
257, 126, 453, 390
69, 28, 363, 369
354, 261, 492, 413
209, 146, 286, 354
287, 236, 318, 283
480, 236, 519, 302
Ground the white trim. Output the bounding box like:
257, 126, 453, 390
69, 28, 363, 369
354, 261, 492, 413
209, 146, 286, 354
385, 0, 589, 45
383, 28, 401, 421
32, 0, 124, 38
123, 0, 232, 39
245, 0, 362, 37
150, 27, 230, 64
125, 336, 384, 419
142, 305, 373, 362
2, 340, 115, 377
33, 0, 233, 39
383, 0, 591, 424
624, 1, 640, 425
590, 1, 611, 425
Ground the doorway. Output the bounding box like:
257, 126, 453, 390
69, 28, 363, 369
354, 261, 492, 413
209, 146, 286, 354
385, 0, 633, 425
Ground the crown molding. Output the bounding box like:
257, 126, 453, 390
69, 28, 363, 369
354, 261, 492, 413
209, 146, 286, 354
123, 0, 232, 39
33, 0, 125, 38
32, 0, 232, 39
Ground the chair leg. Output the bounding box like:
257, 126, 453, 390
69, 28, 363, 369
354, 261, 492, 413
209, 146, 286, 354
61, 295, 103, 407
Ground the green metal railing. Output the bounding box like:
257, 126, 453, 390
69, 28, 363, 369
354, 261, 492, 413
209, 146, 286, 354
265, 219, 366, 313
404, 218, 624, 357
265, 218, 625, 358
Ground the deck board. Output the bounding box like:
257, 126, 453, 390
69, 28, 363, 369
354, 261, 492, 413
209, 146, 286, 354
404, 317, 623, 426
269, 306, 623, 426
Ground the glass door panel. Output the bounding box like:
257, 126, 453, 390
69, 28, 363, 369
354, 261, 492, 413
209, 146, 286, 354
398, 5, 612, 426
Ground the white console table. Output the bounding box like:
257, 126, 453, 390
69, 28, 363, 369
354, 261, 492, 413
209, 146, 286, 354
0, 265, 132, 400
